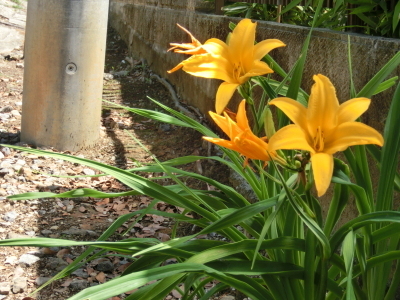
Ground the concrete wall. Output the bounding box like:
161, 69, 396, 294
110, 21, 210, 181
109, 0, 399, 132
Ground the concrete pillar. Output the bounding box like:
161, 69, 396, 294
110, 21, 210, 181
21, 0, 109, 151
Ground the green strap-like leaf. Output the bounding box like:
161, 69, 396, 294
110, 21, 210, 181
280, 0, 304, 14
357, 52, 400, 98
373, 76, 398, 95
69, 262, 270, 300
206, 260, 303, 276
384, 259, 400, 300
331, 171, 371, 215
393, 1, 400, 32
132, 163, 249, 208
103, 99, 192, 128
366, 144, 400, 192
66, 263, 221, 300
376, 82, 400, 211
352, 251, 400, 277
371, 223, 400, 244
197, 196, 278, 236
147, 97, 216, 137
330, 211, 400, 251
324, 161, 350, 236
270, 158, 331, 259
2, 145, 218, 222
187, 237, 305, 265
304, 231, 316, 299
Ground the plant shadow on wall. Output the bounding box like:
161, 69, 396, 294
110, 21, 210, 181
1, 3, 400, 300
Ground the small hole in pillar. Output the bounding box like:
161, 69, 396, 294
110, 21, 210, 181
66, 63, 77, 75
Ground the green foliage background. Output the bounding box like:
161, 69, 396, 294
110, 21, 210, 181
216, 0, 400, 38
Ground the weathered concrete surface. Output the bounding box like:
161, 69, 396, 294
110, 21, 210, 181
21, 0, 109, 151
109, 0, 399, 127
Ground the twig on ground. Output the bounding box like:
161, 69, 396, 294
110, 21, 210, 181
149, 73, 202, 120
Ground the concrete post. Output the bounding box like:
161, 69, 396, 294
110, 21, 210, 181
21, 0, 109, 151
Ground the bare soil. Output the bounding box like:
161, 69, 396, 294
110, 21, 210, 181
0, 26, 231, 300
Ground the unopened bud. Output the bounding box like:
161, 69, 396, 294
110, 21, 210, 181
264, 107, 276, 138
294, 160, 301, 169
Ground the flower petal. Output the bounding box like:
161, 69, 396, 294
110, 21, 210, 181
170, 53, 233, 82
235, 100, 249, 130
268, 125, 315, 153
176, 23, 203, 45
202, 38, 230, 57
202, 136, 240, 151
307, 74, 340, 133
269, 97, 309, 136
169, 44, 206, 55
168, 24, 206, 55
324, 122, 384, 154
253, 39, 286, 60
215, 82, 240, 114
233, 132, 272, 160
311, 152, 334, 197
240, 60, 274, 81
208, 111, 241, 139
203, 135, 271, 161
226, 115, 242, 139
338, 97, 370, 123
229, 19, 256, 64
167, 63, 184, 73
208, 111, 230, 137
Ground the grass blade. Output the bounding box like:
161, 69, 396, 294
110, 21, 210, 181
357, 52, 400, 98
375, 82, 400, 211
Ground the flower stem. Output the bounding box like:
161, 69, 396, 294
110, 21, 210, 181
238, 83, 260, 134
249, 103, 260, 134
316, 258, 328, 300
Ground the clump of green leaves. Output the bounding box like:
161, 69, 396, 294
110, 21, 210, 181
219, 0, 400, 38
347, 0, 400, 38
222, 2, 280, 21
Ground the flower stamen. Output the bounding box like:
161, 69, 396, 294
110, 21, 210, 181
313, 126, 325, 152
233, 63, 245, 81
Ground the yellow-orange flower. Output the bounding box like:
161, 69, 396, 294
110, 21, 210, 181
168, 24, 207, 55
168, 19, 285, 114
268, 74, 384, 197
203, 100, 276, 163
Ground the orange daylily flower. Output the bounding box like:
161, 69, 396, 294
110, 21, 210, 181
168, 24, 207, 55
203, 100, 277, 164
268, 74, 384, 197
168, 19, 285, 114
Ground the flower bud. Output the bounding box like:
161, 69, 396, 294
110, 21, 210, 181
294, 160, 302, 169
264, 107, 276, 138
